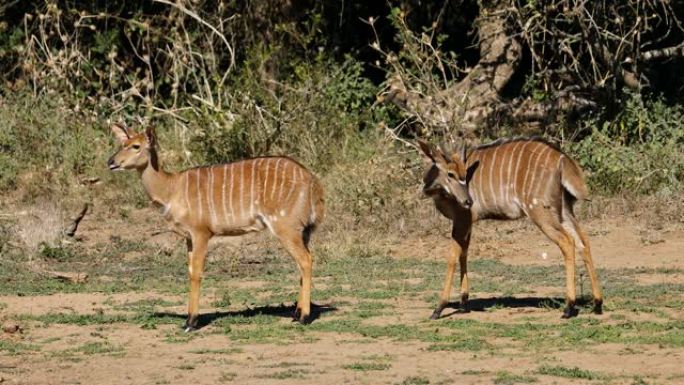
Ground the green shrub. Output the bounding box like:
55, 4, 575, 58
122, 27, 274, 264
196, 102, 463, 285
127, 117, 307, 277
571, 94, 684, 196
187, 53, 392, 171
0, 93, 108, 194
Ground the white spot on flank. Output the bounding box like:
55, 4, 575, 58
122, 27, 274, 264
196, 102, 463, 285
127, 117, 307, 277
280, 210, 286, 216
541, 252, 548, 260
528, 203, 533, 209
532, 198, 538, 205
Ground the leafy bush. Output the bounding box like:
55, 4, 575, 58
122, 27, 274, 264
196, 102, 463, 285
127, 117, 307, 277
571, 94, 684, 195
188, 53, 389, 170
0, 93, 107, 194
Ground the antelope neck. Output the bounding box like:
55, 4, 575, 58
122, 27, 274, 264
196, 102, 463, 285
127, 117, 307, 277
139, 158, 175, 207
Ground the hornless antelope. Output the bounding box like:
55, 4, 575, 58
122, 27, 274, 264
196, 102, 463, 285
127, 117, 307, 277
417, 137, 603, 319
108, 123, 325, 331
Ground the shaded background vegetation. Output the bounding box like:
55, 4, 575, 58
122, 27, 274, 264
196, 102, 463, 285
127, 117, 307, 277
0, 0, 683, 210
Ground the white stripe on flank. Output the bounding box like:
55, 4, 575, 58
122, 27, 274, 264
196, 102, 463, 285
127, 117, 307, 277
488, 146, 500, 209
284, 163, 297, 203
250, 159, 258, 217
497, 145, 507, 208
222, 164, 228, 225
185, 171, 191, 211
271, 158, 282, 201
470, 152, 487, 209
207, 166, 214, 225
533, 145, 553, 200
196, 168, 202, 222
505, 141, 521, 205
511, 141, 526, 202
520, 141, 536, 205
277, 159, 288, 201
239, 161, 245, 220
262, 158, 271, 205
525, 143, 546, 203
291, 162, 299, 184
228, 163, 234, 219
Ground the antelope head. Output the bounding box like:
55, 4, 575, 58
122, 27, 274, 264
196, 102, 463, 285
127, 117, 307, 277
108, 123, 158, 172
417, 139, 479, 209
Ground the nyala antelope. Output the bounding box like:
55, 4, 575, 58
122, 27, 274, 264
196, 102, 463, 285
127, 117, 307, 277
108, 123, 325, 331
417, 137, 603, 319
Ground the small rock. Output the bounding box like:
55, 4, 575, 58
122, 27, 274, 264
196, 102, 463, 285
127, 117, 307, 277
2, 321, 21, 334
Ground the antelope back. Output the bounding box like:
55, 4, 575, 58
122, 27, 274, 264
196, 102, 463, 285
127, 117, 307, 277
465, 138, 587, 219
178, 157, 324, 233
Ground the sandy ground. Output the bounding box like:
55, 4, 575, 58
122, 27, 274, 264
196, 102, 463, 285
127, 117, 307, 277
1, 212, 683, 384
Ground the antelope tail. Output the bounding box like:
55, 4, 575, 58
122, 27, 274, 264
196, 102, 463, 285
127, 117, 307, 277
560, 156, 589, 201
309, 176, 326, 227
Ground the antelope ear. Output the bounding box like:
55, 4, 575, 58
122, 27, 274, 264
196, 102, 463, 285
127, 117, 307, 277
461, 144, 468, 162
417, 139, 435, 164
466, 161, 480, 183
111, 123, 130, 144
144, 126, 157, 148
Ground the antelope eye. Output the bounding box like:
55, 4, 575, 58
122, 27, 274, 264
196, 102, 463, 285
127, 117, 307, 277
447, 172, 456, 179
131, 144, 141, 150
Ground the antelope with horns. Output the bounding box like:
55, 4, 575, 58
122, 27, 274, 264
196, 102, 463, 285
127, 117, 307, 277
417, 137, 603, 319
108, 123, 325, 331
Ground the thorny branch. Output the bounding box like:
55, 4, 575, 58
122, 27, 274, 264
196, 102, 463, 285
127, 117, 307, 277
375, 0, 683, 140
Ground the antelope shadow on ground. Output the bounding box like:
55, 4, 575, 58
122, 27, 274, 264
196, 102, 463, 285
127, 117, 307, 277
152, 303, 337, 330
438, 296, 594, 319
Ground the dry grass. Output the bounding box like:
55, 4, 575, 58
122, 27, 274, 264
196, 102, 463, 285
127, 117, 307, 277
15, 200, 65, 257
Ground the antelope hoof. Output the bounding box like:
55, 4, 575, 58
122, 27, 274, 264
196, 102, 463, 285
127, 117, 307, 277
297, 314, 312, 325
184, 314, 199, 332
459, 294, 470, 313
293, 308, 311, 325
430, 307, 444, 320
561, 306, 579, 319
593, 300, 603, 315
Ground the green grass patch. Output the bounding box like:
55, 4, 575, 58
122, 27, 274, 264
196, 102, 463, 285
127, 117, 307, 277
343, 362, 391, 371
71, 341, 124, 355
0, 339, 41, 355
537, 365, 604, 380
255, 368, 309, 379
494, 371, 538, 385
427, 336, 490, 352
397, 376, 431, 385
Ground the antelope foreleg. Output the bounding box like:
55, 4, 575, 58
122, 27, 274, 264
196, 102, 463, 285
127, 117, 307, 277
458, 250, 470, 312
431, 240, 462, 320
185, 232, 209, 332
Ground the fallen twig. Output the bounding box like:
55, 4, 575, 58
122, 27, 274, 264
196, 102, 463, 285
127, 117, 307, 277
45, 271, 88, 284
64, 203, 88, 237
